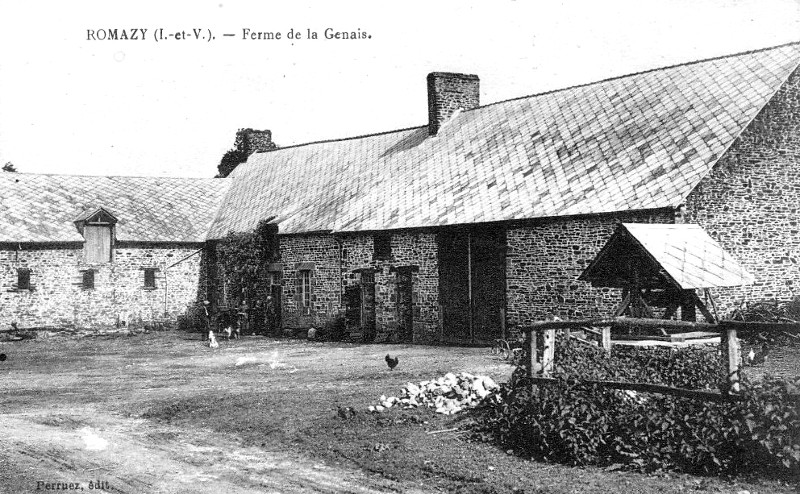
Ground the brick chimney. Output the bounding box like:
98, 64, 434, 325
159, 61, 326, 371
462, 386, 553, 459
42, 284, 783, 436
427, 72, 480, 136
235, 128, 276, 155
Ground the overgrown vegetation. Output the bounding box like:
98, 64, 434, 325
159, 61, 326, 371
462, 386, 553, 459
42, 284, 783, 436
217, 219, 278, 306
472, 337, 800, 477
729, 297, 800, 346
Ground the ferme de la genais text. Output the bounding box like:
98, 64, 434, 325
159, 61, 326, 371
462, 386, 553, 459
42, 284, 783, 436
86, 28, 372, 42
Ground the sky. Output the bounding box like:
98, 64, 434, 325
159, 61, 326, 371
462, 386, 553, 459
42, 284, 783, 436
0, 0, 799, 178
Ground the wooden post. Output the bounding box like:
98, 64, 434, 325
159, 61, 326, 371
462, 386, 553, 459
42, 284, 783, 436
525, 330, 534, 378
542, 329, 555, 376
601, 326, 612, 356
720, 327, 741, 394
500, 308, 506, 340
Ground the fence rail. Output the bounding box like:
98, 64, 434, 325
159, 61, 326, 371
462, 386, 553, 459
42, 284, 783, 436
529, 376, 736, 402
522, 317, 800, 399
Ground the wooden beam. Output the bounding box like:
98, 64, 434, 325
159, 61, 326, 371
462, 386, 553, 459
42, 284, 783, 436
524, 318, 800, 334
613, 291, 631, 317
718, 321, 800, 333
581, 326, 603, 337
525, 330, 534, 378
500, 307, 506, 341
525, 317, 718, 332
692, 293, 717, 323
704, 289, 720, 322
529, 377, 739, 402
720, 328, 741, 394
601, 326, 611, 355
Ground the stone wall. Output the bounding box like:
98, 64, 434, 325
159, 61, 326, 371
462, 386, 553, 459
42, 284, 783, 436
273, 231, 440, 342
684, 67, 800, 315
1, 242, 204, 329
505, 210, 674, 332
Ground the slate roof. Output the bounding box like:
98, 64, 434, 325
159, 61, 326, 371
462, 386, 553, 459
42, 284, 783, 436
580, 223, 755, 289
209, 42, 800, 237
0, 173, 230, 243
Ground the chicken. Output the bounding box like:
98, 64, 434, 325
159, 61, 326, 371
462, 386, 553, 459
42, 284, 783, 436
385, 354, 399, 370
745, 343, 769, 366
208, 330, 219, 349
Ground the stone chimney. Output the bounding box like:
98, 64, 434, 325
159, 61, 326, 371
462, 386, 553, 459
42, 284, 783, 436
217, 128, 277, 178
235, 128, 276, 155
427, 72, 480, 136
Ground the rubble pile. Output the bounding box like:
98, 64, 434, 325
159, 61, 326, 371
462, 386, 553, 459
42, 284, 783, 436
369, 372, 499, 415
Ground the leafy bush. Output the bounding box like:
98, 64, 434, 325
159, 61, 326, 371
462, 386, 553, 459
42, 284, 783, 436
473, 337, 800, 477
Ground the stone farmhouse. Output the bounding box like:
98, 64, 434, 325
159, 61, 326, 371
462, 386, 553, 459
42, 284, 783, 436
2, 42, 800, 344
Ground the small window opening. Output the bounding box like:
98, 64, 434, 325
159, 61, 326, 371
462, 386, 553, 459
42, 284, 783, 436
144, 268, 156, 289
17, 268, 31, 290
374, 233, 392, 260
299, 270, 311, 308
82, 270, 95, 290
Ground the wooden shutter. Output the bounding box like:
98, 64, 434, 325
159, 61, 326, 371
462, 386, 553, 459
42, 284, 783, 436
84, 225, 112, 263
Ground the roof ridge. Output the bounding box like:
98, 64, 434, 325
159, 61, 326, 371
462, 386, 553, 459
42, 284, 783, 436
245, 41, 800, 156
5, 172, 228, 181
246, 125, 426, 156
467, 40, 800, 114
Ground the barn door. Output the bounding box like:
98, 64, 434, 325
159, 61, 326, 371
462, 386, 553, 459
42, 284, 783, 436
438, 230, 471, 343
360, 271, 376, 343
470, 227, 506, 344
344, 285, 362, 339
396, 268, 414, 342
438, 227, 506, 344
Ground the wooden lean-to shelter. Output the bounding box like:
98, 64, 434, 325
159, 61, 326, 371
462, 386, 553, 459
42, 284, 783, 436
580, 224, 754, 324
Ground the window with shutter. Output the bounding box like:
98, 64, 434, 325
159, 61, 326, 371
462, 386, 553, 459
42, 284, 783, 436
84, 225, 112, 263
144, 268, 157, 289
17, 268, 31, 290
300, 270, 311, 309
82, 270, 95, 290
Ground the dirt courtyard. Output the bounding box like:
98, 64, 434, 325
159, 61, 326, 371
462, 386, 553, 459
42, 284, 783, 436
0, 331, 515, 493
0, 331, 795, 494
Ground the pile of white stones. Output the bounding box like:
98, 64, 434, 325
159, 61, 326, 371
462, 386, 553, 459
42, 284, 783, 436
369, 372, 499, 415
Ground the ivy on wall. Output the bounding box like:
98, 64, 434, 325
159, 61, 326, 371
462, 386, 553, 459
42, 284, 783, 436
216, 220, 278, 305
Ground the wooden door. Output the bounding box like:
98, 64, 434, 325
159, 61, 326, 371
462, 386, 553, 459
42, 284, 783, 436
470, 227, 506, 344
396, 268, 414, 342
360, 272, 376, 343
438, 230, 471, 343
438, 227, 506, 344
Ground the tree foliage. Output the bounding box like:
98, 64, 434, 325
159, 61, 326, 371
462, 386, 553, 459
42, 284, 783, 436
216, 149, 248, 178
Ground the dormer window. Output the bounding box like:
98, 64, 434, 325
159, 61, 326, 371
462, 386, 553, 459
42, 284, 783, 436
74, 207, 117, 263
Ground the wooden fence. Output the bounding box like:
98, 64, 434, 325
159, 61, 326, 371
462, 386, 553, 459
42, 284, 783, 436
523, 317, 800, 401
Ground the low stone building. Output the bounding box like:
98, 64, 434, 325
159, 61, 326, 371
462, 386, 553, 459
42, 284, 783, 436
0, 174, 228, 329
4, 42, 800, 344
208, 43, 800, 344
